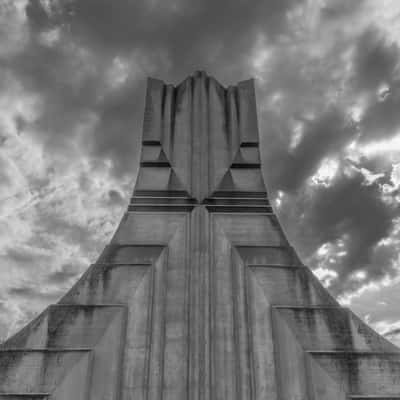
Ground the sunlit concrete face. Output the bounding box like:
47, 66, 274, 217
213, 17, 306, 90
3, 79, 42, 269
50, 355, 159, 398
0, 72, 399, 400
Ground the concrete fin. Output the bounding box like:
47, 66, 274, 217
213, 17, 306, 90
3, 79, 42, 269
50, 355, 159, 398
143, 78, 164, 143
237, 79, 259, 145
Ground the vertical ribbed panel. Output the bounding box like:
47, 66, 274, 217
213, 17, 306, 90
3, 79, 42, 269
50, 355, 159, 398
143, 78, 164, 144
237, 80, 259, 145
134, 71, 263, 201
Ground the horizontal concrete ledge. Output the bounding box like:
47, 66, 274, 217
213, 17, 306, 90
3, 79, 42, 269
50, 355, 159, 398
50, 303, 127, 308
131, 197, 197, 204
0, 394, 50, 398
133, 190, 189, 197
206, 207, 273, 213
58, 302, 126, 308
208, 211, 274, 216
140, 161, 171, 168
212, 191, 267, 198
94, 263, 152, 267
230, 163, 261, 169
128, 205, 195, 212
239, 244, 290, 248
131, 195, 196, 200
126, 209, 192, 215
128, 203, 194, 207
129, 201, 273, 212
203, 197, 270, 203
240, 142, 259, 147
106, 243, 165, 248
0, 348, 92, 353
272, 305, 343, 309
205, 203, 272, 208
248, 264, 304, 269
307, 351, 400, 355
205, 204, 272, 209
349, 396, 400, 399
142, 140, 161, 146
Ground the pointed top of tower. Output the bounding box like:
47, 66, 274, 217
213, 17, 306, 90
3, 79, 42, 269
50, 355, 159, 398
194, 69, 207, 76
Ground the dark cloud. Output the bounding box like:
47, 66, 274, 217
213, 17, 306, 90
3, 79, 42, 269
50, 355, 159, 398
47, 263, 80, 284
302, 169, 398, 294
50, 0, 302, 66
14, 114, 27, 135
385, 327, 400, 337
8, 285, 61, 301
320, 0, 365, 21
25, 0, 54, 30
352, 27, 399, 92
361, 86, 400, 142
351, 27, 400, 143
5, 39, 105, 152
265, 107, 357, 192
0, 0, 307, 179
0, 302, 7, 314
5, 247, 47, 265
108, 189, 125, 206
87, 78, 144, 176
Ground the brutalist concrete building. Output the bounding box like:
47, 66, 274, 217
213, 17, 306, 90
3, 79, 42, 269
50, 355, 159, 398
1, 72, 399, 400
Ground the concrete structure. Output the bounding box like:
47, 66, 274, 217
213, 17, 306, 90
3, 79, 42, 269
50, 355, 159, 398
1, 71, 400, 399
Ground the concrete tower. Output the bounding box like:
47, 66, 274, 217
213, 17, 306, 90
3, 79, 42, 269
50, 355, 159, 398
1, 71, 400, 400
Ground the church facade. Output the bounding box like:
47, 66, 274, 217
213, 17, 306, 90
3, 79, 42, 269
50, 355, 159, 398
1, 71, 400, 400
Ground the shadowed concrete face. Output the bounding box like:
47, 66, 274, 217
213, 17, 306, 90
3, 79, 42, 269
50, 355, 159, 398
0, 72, 399, 400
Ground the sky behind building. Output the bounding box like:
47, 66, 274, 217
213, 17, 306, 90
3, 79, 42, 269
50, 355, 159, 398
1, 0, 400, 345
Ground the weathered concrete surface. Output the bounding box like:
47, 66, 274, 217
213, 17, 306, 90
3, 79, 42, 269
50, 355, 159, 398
1, 71, 399, 399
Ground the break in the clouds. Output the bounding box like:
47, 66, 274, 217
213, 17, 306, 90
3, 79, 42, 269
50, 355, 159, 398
0, 0, 400, 346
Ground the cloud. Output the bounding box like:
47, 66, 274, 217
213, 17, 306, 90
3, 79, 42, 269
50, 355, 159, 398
385, 327, 400, 337
348, 27, 400, 144
47, 263, 81, 284
361, 88, 400, 142
320, 0, 366, 21
288, 165, 399, 295
352, 27, 399, 92
50, 0, 303, 64
0, 0, 400, 347
8, 285, 61, 300
0, 0, 309, 182
266, 107, 357, 192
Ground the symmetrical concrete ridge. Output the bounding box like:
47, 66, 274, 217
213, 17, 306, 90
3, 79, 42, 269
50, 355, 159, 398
1, 71, 400, 400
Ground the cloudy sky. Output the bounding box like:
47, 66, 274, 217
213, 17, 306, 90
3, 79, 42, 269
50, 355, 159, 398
1, 0, 400, 345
